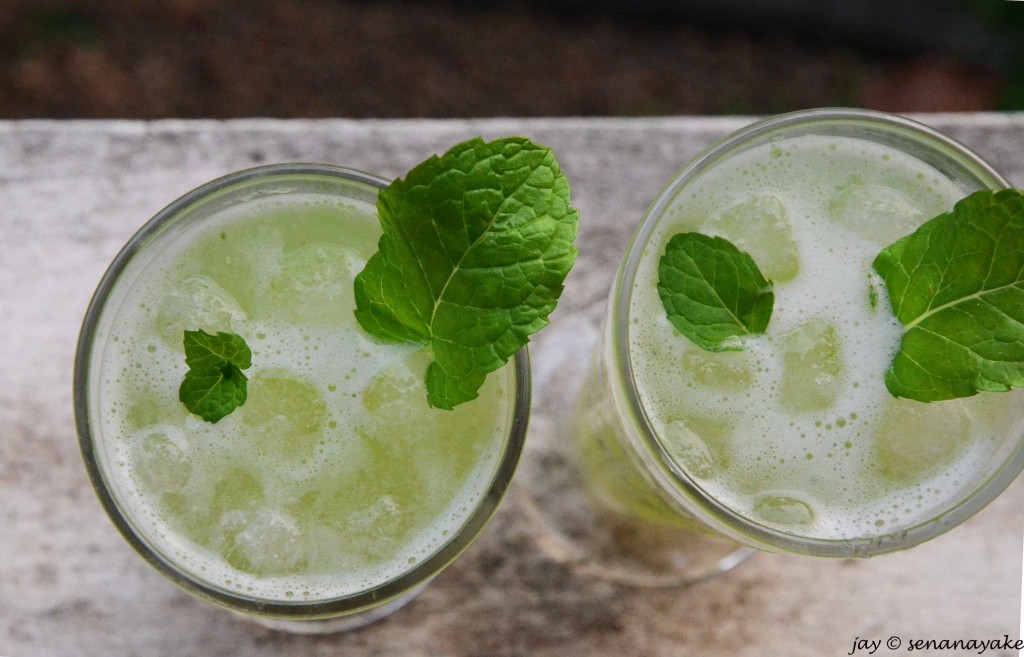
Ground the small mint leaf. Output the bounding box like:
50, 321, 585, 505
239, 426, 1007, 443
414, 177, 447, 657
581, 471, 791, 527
872, 188, 1024, 402
179, 366, 248, 423
657, 232, 774, 352
354, 137, 579, 409
179, 329, 252, 422
184, 329, 252, 371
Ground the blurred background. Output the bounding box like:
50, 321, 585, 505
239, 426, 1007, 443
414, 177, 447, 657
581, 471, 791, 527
0, 0, 1021, 118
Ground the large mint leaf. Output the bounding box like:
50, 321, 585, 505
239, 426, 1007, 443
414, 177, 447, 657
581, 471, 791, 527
873, 189, 1024, 401
178, 329, 252, 422
354, 137, 579, 409
657, 232, 774, 352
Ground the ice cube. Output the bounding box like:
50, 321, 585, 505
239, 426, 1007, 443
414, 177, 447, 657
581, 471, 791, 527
341, 492, 417, 563
134, 430, 191, 493
753, 494, 815, 525
197, 224, 281, 313
662, 415, 731, 479
292, 434, 424, 563
219, 509, 307, 575
161, 492, 188, 518
828, 183, 925, 245
212, 468, 264, 514
242, 369, 326, 453
362, 365, 419, 413
125, 397, 162, 431
682, 348, 752, 391
359, 357, 440, 443
348, 495, 402, 533
713, 193, 799, 282
873, 399, 970, 483
155, 275, 247, 348
265, 243, 365, 324
780, 321, 844, 413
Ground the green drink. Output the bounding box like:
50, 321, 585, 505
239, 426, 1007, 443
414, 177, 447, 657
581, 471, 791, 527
75, 165, 528, 629
569, 110, 1024, 581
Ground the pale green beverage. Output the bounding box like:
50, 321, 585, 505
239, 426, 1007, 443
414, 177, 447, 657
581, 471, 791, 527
75, 165, 527, 628
574, 110, 1024, 568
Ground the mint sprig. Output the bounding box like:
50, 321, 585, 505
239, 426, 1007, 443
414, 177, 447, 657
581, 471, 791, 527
657, 232, 774, 352
873, 189, 1024, 402
353, 137, 579, 409
178, 329, 252, 422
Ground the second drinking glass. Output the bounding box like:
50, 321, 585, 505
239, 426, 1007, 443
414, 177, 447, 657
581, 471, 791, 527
535, 108, 1024, 585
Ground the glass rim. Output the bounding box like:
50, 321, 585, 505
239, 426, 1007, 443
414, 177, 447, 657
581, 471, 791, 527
610, 107, 1023, 556
73, 162, 532, 618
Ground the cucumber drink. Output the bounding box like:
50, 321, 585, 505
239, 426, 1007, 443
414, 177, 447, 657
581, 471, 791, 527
75, 165, 529, 629
574, 110, 1024, 569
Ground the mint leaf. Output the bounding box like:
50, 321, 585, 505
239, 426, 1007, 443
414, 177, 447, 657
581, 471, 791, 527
178, 329, 252, 422
657, 232, 774, 352
183, 329, 252, 372
354, 137, 579, 409
873, 189, 1024, 402
179, 367, 248, 423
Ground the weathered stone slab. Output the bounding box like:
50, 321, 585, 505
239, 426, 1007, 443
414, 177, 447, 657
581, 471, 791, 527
1, 115, 1021, 657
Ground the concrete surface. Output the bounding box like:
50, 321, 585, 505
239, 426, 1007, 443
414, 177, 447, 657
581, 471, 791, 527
1, 115, 1022, 657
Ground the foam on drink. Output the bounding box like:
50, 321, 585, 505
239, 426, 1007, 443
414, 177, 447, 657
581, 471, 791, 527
627, 134, 1024, 541
92, 193, 515, 602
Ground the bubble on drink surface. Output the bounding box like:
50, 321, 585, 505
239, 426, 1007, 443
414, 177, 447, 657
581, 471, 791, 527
134, 429, 191, 493
241, 369, 326, 455
154, 275, 247, 347
873, 399, 970, 483
711, 193, 799, 282
662, 415, 731, 479
682, 348, 753, 391
218, 508, 307, 575
753, 494, 816, 526
828, 183, 925, 245
780, 321, 844, 413
266, 243, 365, 324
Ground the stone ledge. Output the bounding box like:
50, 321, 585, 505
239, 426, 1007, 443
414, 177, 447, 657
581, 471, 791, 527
1, 117, 1021, 657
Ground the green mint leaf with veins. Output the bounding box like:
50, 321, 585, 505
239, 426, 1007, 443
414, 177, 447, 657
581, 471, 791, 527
353, 136, 579, 409
179, 329, 252, 422
657, 232, 774, 352
872, 188, 1024, 402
